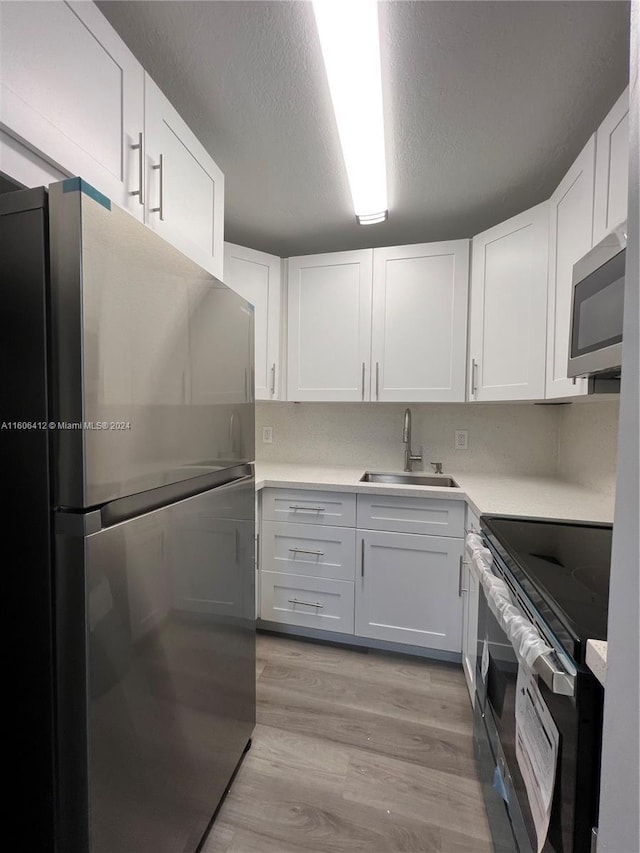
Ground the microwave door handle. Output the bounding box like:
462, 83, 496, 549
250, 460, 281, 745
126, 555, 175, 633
533, 652, 575, 697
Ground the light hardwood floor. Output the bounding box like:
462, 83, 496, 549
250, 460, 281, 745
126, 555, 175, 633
202, 633, 492, 853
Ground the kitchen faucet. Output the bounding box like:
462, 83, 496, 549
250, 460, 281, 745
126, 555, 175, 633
402, 408, 423, 472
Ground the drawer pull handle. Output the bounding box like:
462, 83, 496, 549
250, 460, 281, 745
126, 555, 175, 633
289, 548, 325, 556
130, 131, 144, 205
458, 555, 469, 596
288, 598, 324, 609
289, 505, 326, 512
151, 153, 165, 220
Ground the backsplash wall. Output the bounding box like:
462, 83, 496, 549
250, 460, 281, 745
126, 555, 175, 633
256, 402, 561, 476
556, 398, 620, 497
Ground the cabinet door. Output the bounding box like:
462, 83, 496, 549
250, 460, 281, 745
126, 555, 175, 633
468, 202, 549, 401
356, 530, 463, 652
287, 250, 373, 401
144, 75, 224, 278
0, 1, 144, 220
224, 243, 281, 400
371, 241, 469, 402
545, 137, 595, 399
593, 87, 629, 245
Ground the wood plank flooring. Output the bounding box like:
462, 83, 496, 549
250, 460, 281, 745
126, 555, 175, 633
202, 633, 492, 853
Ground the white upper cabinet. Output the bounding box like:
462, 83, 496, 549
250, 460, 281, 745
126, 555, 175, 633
371, 241, 469, 402
0, 1, 144, 220
468, 202, 549, 401
224, 242, 282, 400
593, 87, 629, 245
287, 250, 373, 401
545, 136, 595, 399
144, 76, 224, 279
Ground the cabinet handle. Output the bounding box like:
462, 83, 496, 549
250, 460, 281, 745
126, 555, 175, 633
471, 358, 478, 397
151, 153, 165, 220
130, 132, 144, 205
288, 598, 324, 609
361, 362, 366, 401
288, 505, 326, 512
361, 539, 365, 577
289, 548, 325, 557
271, 363, 276, 396
458, 556, 469, 596
256, 532, 260, 571
375, 362, 380, 400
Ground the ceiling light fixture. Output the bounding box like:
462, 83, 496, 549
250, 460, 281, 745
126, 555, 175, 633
312, 0, 388, 226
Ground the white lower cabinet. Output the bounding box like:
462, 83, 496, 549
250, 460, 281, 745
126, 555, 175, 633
261, 521, 356, 581
261, 571, 355, 634
259, 505, 356, 634
259, 487, 465, 656
356, 530, 463, 651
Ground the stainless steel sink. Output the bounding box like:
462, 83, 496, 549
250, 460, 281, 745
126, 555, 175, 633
360, 471, 459, 487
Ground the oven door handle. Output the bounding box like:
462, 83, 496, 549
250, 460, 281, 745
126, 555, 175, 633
533, 652, 576, 697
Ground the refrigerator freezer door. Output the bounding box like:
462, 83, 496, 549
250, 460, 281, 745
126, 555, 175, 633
55, 474, 256, 853
48, 179, 254, 508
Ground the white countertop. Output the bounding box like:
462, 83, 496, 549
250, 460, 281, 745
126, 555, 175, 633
255, 463, 615, 524
586, 640, 608, 687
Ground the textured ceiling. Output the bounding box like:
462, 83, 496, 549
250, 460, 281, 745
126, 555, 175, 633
96, 1, 630, 258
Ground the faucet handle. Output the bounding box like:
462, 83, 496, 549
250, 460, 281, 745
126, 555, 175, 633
430, 462, 443, 475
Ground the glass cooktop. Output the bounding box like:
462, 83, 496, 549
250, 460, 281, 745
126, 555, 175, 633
480, 516, 612, 660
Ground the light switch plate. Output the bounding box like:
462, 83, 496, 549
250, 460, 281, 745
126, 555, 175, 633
262, 426, 273, 444
454, 429, 468, 450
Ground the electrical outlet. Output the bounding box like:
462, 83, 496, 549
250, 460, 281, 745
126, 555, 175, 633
262, 426, 273, 444
454, 429, 468, 450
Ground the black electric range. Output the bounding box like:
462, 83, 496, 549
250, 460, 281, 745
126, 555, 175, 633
480, 515, 612, 665
475, 515, 612, 853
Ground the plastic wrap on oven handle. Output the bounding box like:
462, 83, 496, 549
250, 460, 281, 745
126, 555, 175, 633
465, 532, 553, 670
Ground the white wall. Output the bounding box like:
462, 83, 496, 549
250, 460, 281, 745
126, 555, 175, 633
556, 399, 620, 497
256, 401, 561, 475
597, 3, 640, 848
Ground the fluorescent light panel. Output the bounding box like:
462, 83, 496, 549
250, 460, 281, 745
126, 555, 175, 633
312, 0, 388, 224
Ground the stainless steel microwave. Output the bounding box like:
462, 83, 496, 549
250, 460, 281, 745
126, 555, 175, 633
567, 222, 626, 379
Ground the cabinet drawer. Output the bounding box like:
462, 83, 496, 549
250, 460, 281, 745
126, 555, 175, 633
262, 489, 356, 527
262, 521, 356, 581
357, 494, 465, 537
260, 571, 354, 634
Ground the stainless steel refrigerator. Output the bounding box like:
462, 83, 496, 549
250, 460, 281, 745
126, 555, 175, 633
1, 179, 256, 853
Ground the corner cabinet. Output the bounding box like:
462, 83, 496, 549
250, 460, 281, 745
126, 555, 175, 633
287, 250, 373, 401
224, 243, 282, 400
593, 87, 629, 246
0, 0, 144, 220
468, 202, 549, 401
545, 136, 595, 399
144, 76, 224, 279
287, 242, 470, 403
371, 241, 469, 402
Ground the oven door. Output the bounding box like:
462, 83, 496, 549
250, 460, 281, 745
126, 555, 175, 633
475, 582, 600, 853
